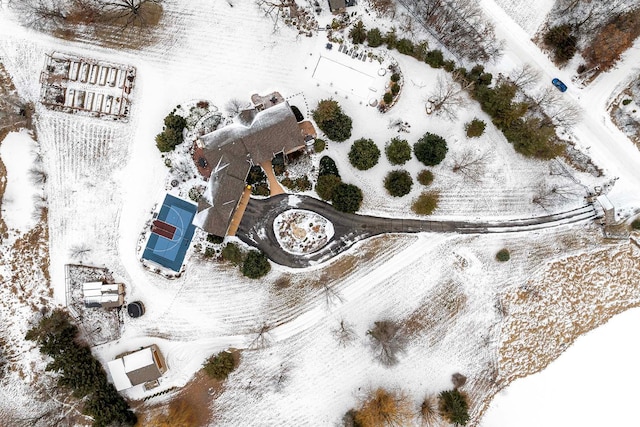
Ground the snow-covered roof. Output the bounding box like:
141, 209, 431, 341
107, 359, 132, 391
107, 346, 164, 391
195, 101, 305, 236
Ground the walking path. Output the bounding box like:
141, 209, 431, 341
236, 194, 599, 268
260, 161, 285, 196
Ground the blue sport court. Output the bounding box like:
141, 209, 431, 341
142, 194, 197, 272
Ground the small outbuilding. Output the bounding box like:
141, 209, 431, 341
82, 282, 124, 308
107, 344, 167, 391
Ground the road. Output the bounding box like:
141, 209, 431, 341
237, 194, 598, 268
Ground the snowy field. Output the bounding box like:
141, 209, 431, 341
0, 0, 639, 425
482, 307, 640, 427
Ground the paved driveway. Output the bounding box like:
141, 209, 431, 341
236, 194, 598, 268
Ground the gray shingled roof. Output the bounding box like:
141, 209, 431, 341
126, 364, 163, 386
195, 101, 304, 236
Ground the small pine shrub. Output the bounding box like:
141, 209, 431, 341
390, 73, 400, 83
313, 138, 326, 152
417, 169, 434, 186
412, 191, 439, 215
383, 92, 393, 104
384, 170, 413, 197
203, 351, 236, 380
221, 242, 244, 265
622, 99, 632, 106
496, 249, 510, 262
631, 219, 640, 230
242, 250, 271, 279
438, 389, 470, 425
465, 118, 486, 138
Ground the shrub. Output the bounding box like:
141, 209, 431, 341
443, 60, 456, 72
246, 165, 266, 185
204, 247, 216, 258
242, 250, 271, 279
313, 138, 326, 152
207, 234, 224, 244
420, 395, 439, 426
313, 99, 353, 142
203, 351, 236, 380
332, 183, 363, 213
396, 38, 414, 55
632, 219, 640, 230
367, 27, 384, 47
385, 29, 397, 49
221, 242, 244, 265
155, 112, 187, 152
390, 73, 400, 83
252, 182, 270, 196
622, 99, 633, 106
438, 389, 470, 425
414, 132, 448, 166
496, 248, 510, 262
349, 138, 381, 170
385, 137, 411, 165
425, 49, 444, 68
350, 21, 367, 44
384, 170, 413, 197
383, 92, 393, 104
391, 84, 400, 95
319, 155, 340, 178
412, 191, 439, 215
465, 118, 486, 138
315, 174, 342, 201
354, 388, 413, 427
417, 169, 434, 186
543, 24, 577, 63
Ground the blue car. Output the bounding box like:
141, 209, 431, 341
552, 78, 567, 92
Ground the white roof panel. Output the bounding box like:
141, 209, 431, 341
107, 359, 132, 391
123, 347, 154, 373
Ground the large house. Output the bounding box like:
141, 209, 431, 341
107, 344, 167, 391
193, 100, 306, 237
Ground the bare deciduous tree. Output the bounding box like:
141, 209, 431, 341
225, 98, 251, 116
419, 394, 440, 426
427, 74, 468, 120
332, 319, 356, 347
532, 180, 582, 210
509, 63, 540, 89
99, 0, 163, 31
255, 0, 294, 33
320, 282, 343, 308
367, 320, 406, 366
248, 323, 272, 349
450, 148, 491, 182
69, 244, 92, 260
399, 0, 502, 62
368, 0, 397, 18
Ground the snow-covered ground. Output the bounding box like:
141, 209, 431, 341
0, 0, 639, 425
482, 307, 640, 427
0, 130, 40, 233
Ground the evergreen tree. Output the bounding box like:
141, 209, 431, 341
350, 21, 367, 44
348, 138, 381, 171
332, 183, 363, 213
414, 133, 448, 166
438, 389, 470, 425
385, 137, 412, 165
366, 28, 384, 47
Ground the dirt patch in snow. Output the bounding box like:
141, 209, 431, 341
274, 209, 334, 254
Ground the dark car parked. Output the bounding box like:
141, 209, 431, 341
552, 78, 567, 92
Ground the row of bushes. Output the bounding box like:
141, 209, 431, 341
346, 387, 470, 427
348, 133, 448, 171
349, 22, 456, 71
26, 310, 137, 427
